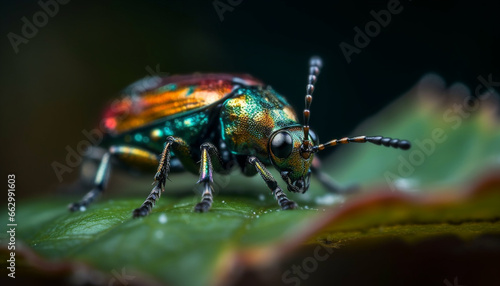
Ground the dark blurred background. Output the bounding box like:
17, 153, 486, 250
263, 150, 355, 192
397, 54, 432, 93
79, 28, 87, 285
1, 0, 499, 198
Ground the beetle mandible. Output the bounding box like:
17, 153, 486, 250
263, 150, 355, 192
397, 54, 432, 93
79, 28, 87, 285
69, 57, 411, 217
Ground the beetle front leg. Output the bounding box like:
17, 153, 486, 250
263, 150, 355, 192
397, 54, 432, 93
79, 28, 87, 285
248, 157, 298, 210
310, 157, 358, 194
69, 152, 111, 211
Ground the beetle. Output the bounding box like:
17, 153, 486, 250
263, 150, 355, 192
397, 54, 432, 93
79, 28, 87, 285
69, 57, 411, 217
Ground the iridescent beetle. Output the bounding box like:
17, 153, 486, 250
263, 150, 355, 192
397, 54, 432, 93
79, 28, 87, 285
69, 57, 411, 217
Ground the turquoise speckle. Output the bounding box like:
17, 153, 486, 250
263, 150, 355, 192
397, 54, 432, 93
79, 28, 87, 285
134, 133, 143, 142
158, 83, 177, 92
185, 86, 195, 96
163, 126, 174, 136
183, 118, 194, 127
219, 117, 226, 141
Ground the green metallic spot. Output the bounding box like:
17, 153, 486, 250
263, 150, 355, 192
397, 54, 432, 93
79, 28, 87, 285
174, 119, 183, 130
219, 117, 226, 141
134, 133, 143, 142
158, 83, 177, 92
183, 118, 194, 127
163, 124, 174, 136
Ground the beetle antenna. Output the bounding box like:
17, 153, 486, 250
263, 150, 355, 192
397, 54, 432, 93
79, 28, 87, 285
311, 136, 411, 152
300, 56, 323, 158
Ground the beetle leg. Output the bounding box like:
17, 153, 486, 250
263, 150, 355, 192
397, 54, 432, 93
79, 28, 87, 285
311, 165, 344, 193
310, 157, 358, 194
133, 138, 173, 217
69, 152, 111, 211
132, 136, 196, 217
248, 156, 298, 210
194, 143, 225, 212
70, 145, 161, 212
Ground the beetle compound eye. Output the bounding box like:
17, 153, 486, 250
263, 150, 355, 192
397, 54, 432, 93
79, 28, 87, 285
271, 132, 293, 159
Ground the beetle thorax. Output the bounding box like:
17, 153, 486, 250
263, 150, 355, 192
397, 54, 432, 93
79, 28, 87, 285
220, 87, 298, 161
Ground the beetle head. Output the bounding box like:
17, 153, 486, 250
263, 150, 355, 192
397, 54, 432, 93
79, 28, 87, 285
266, 57, 322, 194
268, 126, 318, 193
271, 56, 411, 194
